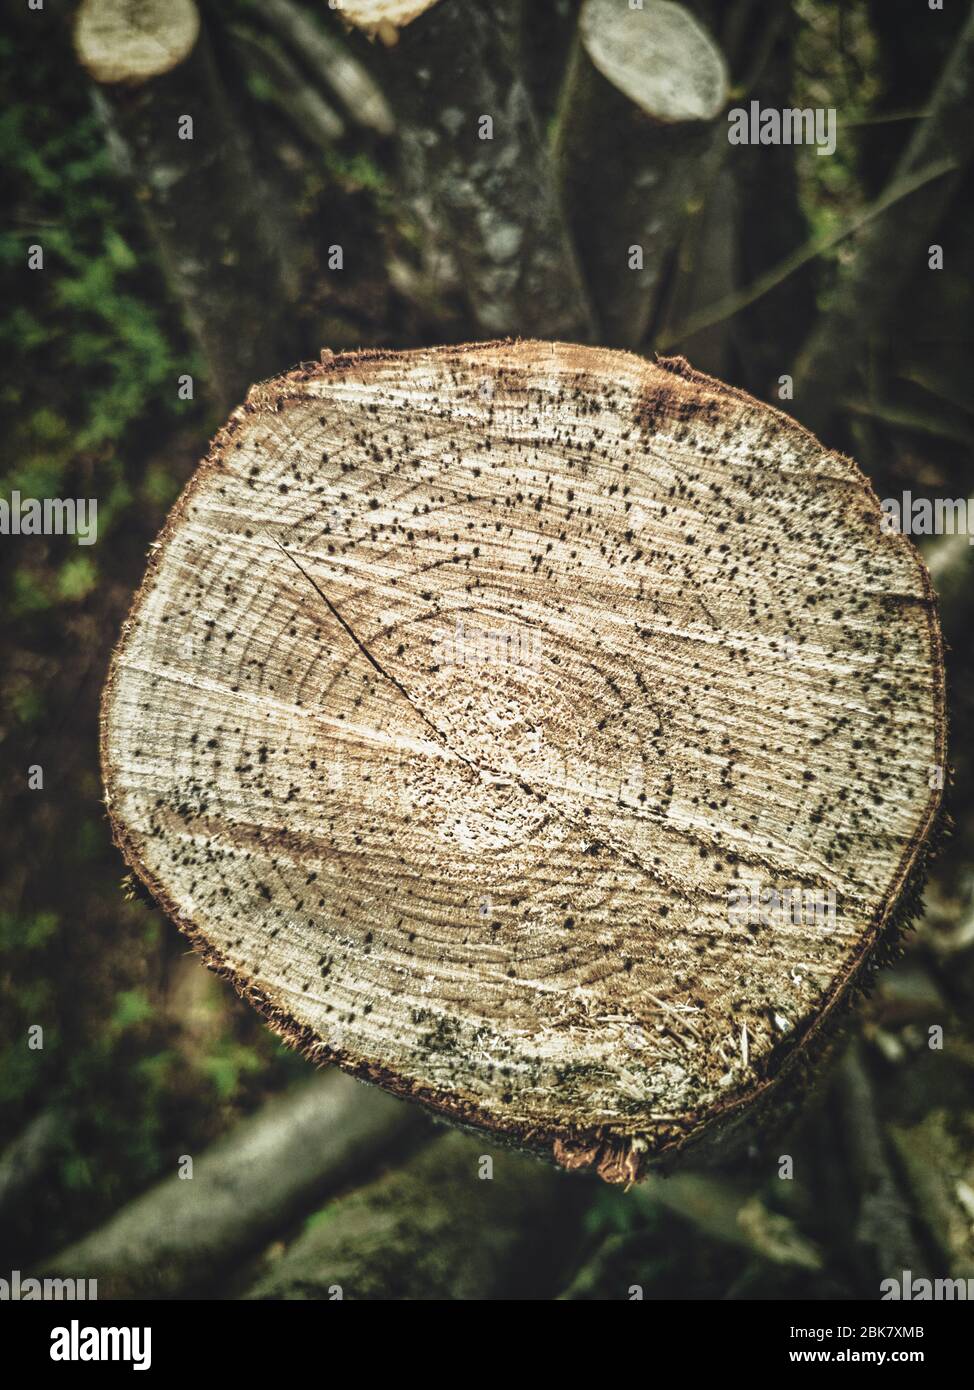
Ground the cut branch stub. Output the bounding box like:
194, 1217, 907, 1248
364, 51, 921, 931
74, 0, 200, 85
102, 342, 945, 1183
579, 0, 727, 123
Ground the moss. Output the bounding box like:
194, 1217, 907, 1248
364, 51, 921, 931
56, 554, 97, 602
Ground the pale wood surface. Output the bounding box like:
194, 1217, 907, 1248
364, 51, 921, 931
340, 0, 441, 38
75, 0, 200, 85
580, 0, 727, 122
101, 341, 944, 1181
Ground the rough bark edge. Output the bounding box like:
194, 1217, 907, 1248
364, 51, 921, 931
99, 340, 947, 1184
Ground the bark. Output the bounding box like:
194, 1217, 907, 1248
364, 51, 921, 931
654, 158, 958, 356
656, 163, 738, 377
792, 4, 974, 438
100, 342, 945, 1184
342, 0, 596, 339
552, 0, 728, 347
730, 3, 815, 397
860, 0, 965, 198
42, 1070, 426, 1298
245, 1130, 590, 1300
922, 533, 974, 892
74, 0, 301, 414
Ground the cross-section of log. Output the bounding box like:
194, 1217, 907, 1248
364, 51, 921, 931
101, 342, 945, 1183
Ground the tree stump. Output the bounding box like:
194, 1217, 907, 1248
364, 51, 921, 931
74, 0, 300, 412
553, 0, 728, 347
101, 342, 945, 1183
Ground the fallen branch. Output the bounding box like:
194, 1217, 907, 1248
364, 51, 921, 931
0, 1108, 66, 1232
42, 1071, 426, 1298
245, 1130, 590, 1300
833, 1042, 932, 1280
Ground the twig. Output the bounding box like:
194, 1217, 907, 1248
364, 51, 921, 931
256, 0, 394, 136
230, 26, 345, 147
656, 158, 957, 351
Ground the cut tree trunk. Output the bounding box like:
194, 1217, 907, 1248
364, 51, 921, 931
553, 0, 728, 347
101, 341, 945, 1185
339, 0, 595, 340
245, 1130, 590, 1300
41, 1070, 426, 1299
74, 0, 301, 413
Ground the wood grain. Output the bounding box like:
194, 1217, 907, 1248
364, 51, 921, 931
101, 341, 945, 1181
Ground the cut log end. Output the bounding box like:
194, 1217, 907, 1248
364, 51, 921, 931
101, 341, 945, 1182
580, 0, 728, 123
74, 0, 200, 86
